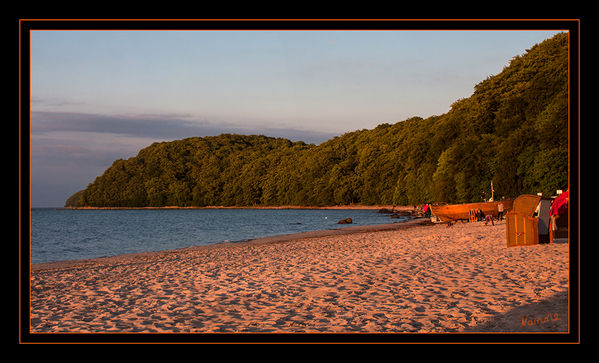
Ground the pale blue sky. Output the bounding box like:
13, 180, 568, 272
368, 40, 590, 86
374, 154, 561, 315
30, 30, 562, 207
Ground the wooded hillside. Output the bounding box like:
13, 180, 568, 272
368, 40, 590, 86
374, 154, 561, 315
66, 33, 569, 207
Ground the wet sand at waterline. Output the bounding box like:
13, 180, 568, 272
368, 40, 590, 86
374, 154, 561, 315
30, 219, 569, 333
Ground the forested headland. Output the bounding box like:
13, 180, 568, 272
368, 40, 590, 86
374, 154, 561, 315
65, 33, 569, 208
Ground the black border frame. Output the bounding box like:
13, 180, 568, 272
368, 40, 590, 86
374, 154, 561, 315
18, 18, 583, 344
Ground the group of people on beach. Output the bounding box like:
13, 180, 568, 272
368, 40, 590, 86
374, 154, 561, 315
411, 204, 432, 218
472, 209, 494, 225
472, 202, 505, 226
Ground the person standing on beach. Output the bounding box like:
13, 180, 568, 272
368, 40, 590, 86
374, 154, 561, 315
497, 202, 504, 221
423, 204, 431, 218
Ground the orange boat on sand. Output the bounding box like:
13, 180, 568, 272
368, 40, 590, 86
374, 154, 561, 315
430, 200, 514, 222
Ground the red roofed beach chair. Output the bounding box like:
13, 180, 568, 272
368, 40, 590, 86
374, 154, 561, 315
549, 189, 569, 244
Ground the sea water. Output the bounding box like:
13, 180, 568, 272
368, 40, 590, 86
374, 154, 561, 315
30, 208, 405, 264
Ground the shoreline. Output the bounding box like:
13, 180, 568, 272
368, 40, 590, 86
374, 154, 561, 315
31, 218, 431, 272
57, 204, 412, 211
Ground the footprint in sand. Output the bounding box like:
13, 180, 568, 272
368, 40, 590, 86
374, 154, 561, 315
414, 305, 426, 313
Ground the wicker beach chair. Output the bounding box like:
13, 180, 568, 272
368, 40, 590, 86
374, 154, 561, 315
549, 206, 569, 243
506, 194, 552, 247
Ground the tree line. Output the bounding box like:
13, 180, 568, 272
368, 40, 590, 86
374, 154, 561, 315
66, 33, 569, 208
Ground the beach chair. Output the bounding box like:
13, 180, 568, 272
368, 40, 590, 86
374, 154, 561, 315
537, 198, 552, 243
511, 194, 542, 217
505, 211, 538, 246
505, 194, 552, 247
549, 205, 568, 243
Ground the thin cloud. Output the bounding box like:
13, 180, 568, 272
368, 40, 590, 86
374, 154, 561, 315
31, 111, 206, 139
30, 111, 336, 144
31, 97, 86, 108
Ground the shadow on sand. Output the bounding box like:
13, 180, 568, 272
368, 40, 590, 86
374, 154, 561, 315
462, 289, 569, 332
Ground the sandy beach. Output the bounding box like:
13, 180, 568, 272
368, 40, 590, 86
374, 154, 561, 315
29, 218, 569, 334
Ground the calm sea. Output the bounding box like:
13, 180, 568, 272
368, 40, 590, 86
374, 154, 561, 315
30, 208, 404, 264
